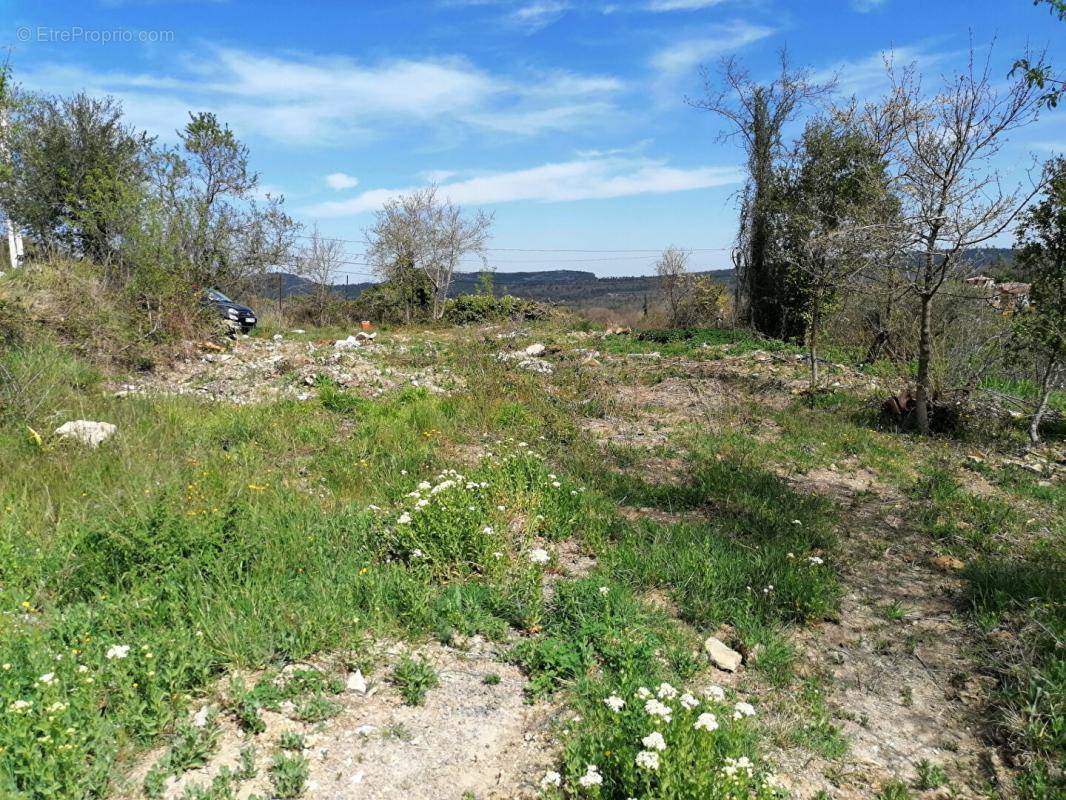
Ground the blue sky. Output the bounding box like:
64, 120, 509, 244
2, 0, 1063, 278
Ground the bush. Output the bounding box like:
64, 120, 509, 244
444, 293, 552, 324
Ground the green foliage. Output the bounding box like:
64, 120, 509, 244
278, 732, 306, 751
269, 753, 309, 799
444, 293, 551, 324
550, 680, 781, 799
1010, 156, 1066, 441
391, 656, 439, 706
915, 759, 948, 790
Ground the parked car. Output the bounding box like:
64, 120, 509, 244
205, 288, 257, 333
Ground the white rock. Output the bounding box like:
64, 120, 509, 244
518, 358, 553, 374
54, 420, 117, 447
704, 637, 743, 672
334, 336, 362, 350
346, 669, 367, 694
524, 343, 546, 356
191, 705, 212, 728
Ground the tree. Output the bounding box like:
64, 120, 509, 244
778, 114, 901, 393
1012, 1, 1065, 109
364, 186, 493, 321
296, 226, 344, 325
691, 53, 832, 338
0, 90, 152, 262
887, 50, 1044, 434
655, 245, 691, 326
1010, 157, 1066, 443
153, 112, 298, 292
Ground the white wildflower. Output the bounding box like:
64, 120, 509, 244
529, 548, 550, 565
577, 764, 602, 788
551, 481, 561, 488
635, 686, 652, 700
483, 525, 494, 535
418, 481, 431, 491
598, 586, 610, 596
656, 682, 677, 699
540, 771, 562, 788
641, 731, 667, 751
733, 701, 756, 719
807, 555, 824, 565
38, 672, 55, 685
680, 692, 699, 710
396, 512, 412, 525
644, 699, 672, 721
702, 684, 726, 702
105, 644, 130, 660
635, 750, 660, 771
604, 694, 625, 712
8, 700, 32, 713
694, 712, 719, 732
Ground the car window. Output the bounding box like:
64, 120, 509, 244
207, 289, 232, 303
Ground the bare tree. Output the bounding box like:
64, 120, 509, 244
365, 186, 493, 321
887, 49, 1045, 434
690, 52, 833, 338
655, 245, 691, 325
296, 225, 344, 325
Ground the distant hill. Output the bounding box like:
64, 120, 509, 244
260, 268, 736, 311
253, 247, 1016, 311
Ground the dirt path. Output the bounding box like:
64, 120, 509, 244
782, 469, 998, 798
124, 642, 559, 800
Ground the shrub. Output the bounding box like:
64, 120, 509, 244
444, 293, 551, 324
391, 655, 439, 706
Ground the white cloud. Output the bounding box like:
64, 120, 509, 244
325, 172, 360, 190
651, 21, 775, 78
305, 155, 742, 217
18, 46, 623, 145
851, 0, 887, 11
646, 0, 728, 10
509, 1, 570, 31
813, 42, 956, 98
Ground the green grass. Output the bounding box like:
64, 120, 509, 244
598, 326, 800, 359
0, 324, 844, 800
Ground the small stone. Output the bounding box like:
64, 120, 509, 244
346, 669, 367, 694
54, 420, 117, 447
704, 636, 743, 672
930, 554, 965, 572
524, 343, 546, 356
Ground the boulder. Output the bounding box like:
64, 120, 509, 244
54, 420, 117, 447
524, 343, 546, 357
346, 669, 368, 694
704, 636, 743, 672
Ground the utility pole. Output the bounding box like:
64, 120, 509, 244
0, 104, 24, 270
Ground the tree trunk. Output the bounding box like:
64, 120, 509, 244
808, 301, 820, 401
914, 292, 933, 435
1029, 359, 1057, 445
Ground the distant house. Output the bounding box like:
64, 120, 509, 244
965, 275, 996, 289
995, 282, 1031, 311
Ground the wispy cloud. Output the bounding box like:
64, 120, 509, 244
509, 0, 570, 31
305, 155, 742, 217
325, 172, 360, 190
813, 41, 956, 97
650, 21, 776, 79
646, 0, 728, 10
850, 0, 887, 11
18, 46, 624, 145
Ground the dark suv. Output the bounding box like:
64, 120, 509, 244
205, 288, 257, 333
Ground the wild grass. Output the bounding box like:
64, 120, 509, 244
0, 323, 839, 799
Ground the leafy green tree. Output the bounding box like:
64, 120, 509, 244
692, 53, 832, 339
0, 90, 152, 262
777, 114, 900, 393
153, 112, 298, 292
1010, 157, 1066, 443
